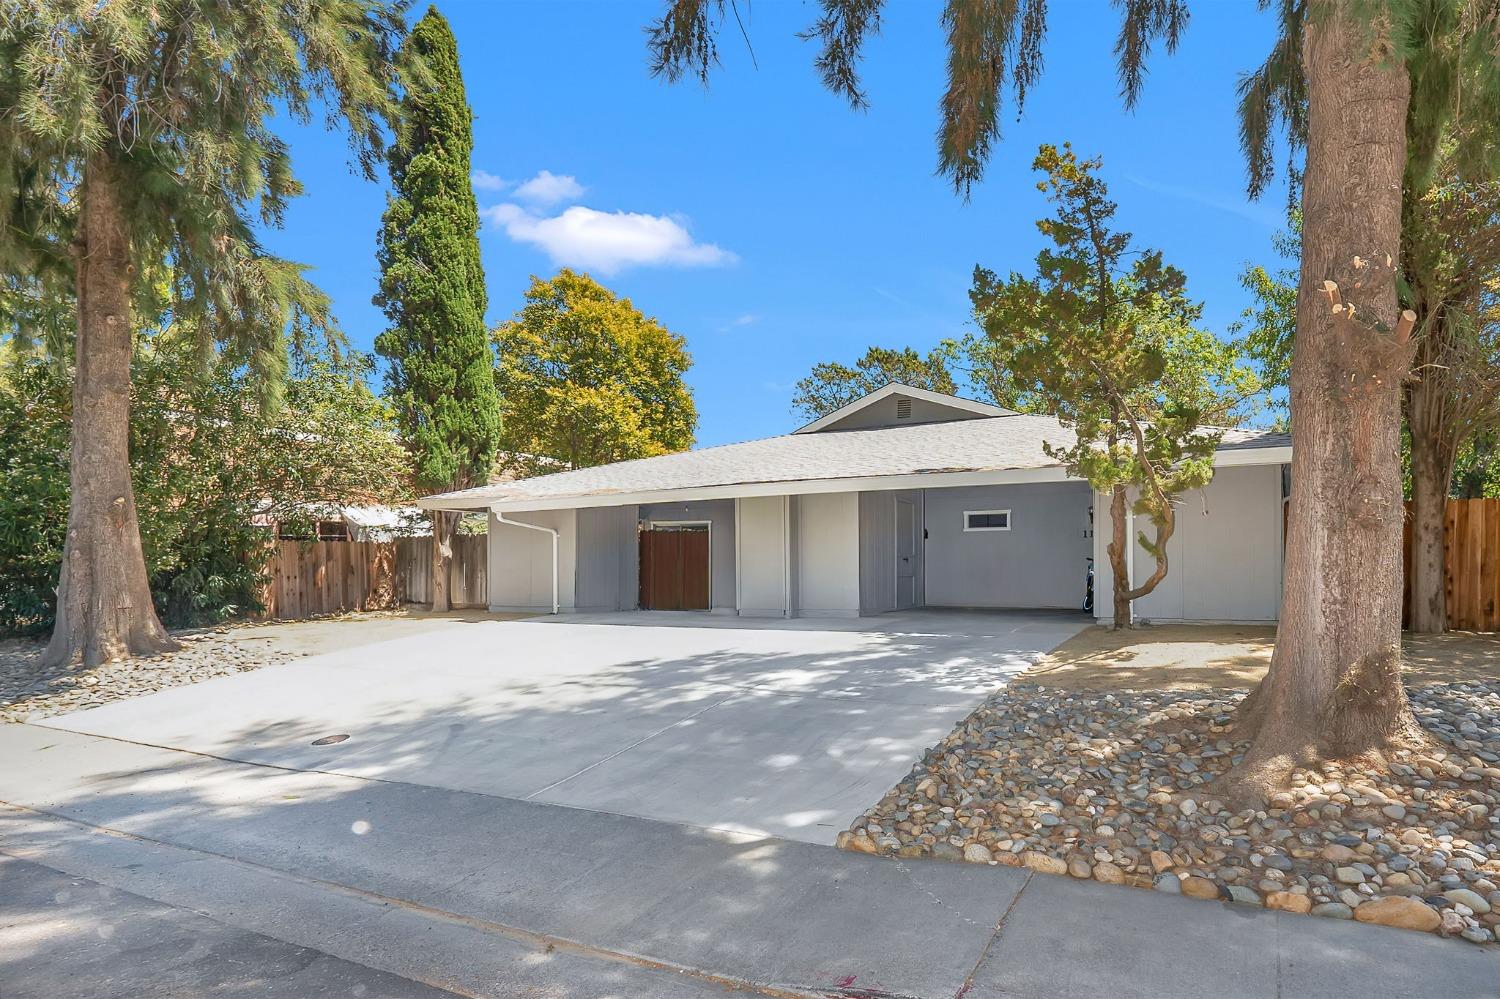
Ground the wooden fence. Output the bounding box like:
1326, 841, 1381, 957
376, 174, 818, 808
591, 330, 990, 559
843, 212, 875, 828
257, 534, 487, 619
1403, 497, 1500, 632
394, 534, 488, 609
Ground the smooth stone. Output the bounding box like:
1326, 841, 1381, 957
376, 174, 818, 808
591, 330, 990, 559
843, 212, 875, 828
1227, 885, 1262, 906
1067, 856, 1093, 879
1444, 888, 1492, 915
1154, 873, 1182, 894
1353, 896, 1442, 932
1335, 867, 1365, 884
963, 843, 994, 864
932, 842, 963, 862
1023, 852, 1068, 876
1321, 844, 1357, 863
1180, 876, 1220, 900
1092, 861, 1125, 885
1311, 902, 1354, 920
1266, 891, 1312, 914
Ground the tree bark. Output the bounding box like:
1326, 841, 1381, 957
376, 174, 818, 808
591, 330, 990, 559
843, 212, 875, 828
42, 150, 178, 668
1229, 1, 1422, 798
430, 510, 454, 613
1406, 398, 1452, 633
1107, 484, 1132, 629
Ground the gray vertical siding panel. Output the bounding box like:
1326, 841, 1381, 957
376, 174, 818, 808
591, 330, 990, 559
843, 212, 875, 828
859, 491, 896, 615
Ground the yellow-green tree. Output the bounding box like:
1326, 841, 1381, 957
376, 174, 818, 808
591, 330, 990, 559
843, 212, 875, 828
494, 271, 696, 476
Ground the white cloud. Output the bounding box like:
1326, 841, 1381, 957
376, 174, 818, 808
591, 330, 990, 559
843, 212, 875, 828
471, 169, 509, 192
512, 170, 585, 206
484, 203, 736, 275
720, 313, 758, 332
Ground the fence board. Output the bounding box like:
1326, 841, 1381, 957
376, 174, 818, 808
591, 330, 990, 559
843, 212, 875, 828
257, 534, 489, 621
1403, 497, 1500, 632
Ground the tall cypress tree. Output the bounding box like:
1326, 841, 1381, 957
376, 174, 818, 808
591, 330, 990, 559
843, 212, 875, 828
375, 6, 501, 612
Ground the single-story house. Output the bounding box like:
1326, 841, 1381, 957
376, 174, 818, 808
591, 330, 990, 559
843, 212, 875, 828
419, 384, 1291, 625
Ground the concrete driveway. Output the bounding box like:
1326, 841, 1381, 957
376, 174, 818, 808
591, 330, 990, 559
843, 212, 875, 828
31, 609, 1086, 843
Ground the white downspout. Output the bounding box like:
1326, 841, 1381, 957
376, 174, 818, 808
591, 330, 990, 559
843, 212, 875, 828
492, 508, 559, 614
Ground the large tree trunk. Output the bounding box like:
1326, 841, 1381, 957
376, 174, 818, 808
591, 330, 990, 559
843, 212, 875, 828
43, 151, 177, 668
1406, 386, 1453, 633
1229, 2, 1422, 798
430, 510, 454, 613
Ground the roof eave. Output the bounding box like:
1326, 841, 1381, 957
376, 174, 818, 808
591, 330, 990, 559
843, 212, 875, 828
422, 443, 1290, 514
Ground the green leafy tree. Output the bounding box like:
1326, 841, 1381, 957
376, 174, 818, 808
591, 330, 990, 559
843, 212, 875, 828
643, 0, 1432, 798
494, 270, 696, 476
0, 338, 411, 636
1401, 171, 1500, 632
1230, 211, 1300, 427
374, 6, 500, 613
791, 344, 960, 420
972, 145, 1254, 629
0, 2, 403, 666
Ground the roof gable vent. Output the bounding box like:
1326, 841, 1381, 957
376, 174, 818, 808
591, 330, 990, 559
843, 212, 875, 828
896, 397, 912, 420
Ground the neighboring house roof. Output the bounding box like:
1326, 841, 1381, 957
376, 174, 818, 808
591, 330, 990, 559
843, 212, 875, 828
422, 385, 1291, 513
793, 382, 1015, 433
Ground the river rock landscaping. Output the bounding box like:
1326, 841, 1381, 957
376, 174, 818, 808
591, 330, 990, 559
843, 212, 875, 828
838, 677, 1500, 946
0, 630, 299, 724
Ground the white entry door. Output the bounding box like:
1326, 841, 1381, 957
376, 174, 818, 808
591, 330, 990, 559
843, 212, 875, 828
895, 498, 918, 610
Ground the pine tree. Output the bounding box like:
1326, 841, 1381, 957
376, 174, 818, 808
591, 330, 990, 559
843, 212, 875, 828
0, 2, 403, 666
375, 6, 501, 613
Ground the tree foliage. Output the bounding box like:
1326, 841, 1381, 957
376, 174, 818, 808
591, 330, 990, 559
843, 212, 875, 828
645, 0, 1187, 194
0, 339, 411, 636
791, 344, 960, 420
375, 6, 500, 496
0, 0, 402, 395
1230, 211, 1300, 425
494, 270, 697, 476
971, 145, 1256, 625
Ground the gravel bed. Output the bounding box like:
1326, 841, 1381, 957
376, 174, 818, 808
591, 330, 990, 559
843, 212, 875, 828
0, 631, 298, 724
838, 680, 1500, 945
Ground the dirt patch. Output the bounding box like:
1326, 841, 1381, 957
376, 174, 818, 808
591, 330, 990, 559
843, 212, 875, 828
1023, 624, 1499, 692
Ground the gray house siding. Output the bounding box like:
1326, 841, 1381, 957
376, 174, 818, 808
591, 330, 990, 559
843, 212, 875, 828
819, 395, 994, 432
574, 505, 639, 612
924, 482, 1093, 610
1101, 463, 1284, 623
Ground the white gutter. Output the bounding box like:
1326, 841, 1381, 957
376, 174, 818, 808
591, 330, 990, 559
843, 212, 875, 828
492, 508, 559, 614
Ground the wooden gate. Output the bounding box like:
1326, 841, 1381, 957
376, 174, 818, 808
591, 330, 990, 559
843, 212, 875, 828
639, 527, 710, 611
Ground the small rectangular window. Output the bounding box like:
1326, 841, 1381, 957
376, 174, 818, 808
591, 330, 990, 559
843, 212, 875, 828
964, 510, 1011, 532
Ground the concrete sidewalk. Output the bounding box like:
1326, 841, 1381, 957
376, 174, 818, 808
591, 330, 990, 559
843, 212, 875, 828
0, 723, 1494, 998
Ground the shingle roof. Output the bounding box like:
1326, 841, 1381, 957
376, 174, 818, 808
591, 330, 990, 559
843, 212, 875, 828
423, 414, 1291, 510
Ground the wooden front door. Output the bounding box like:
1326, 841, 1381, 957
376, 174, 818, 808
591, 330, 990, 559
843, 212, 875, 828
639, 526, 711, 610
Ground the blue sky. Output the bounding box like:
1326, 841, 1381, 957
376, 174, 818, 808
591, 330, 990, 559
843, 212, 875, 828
267, 0, 1294, 447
